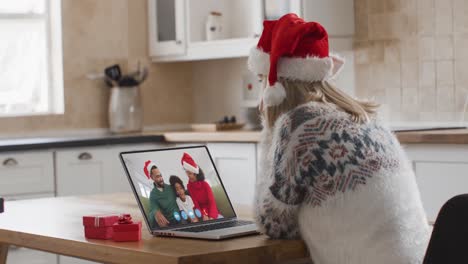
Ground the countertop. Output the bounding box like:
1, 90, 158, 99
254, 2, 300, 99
0, 134, 165, 152
1, 128, 468, 152
395, 129, 468, 144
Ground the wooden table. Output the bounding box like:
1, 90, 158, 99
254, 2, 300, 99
0, 193, 308, 264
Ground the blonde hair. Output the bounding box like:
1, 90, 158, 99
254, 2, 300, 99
263, 78, 379, 128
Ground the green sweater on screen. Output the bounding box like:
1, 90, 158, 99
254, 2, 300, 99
148, 183, 178, 228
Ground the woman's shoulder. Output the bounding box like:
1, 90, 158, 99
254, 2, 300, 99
273, 101, 348, 136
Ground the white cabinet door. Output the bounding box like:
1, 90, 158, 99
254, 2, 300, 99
4, 193, 57, 264
7, 247, 57, 264
58, 256, 98, 264
414, 162, 468, 221
206, 143, 256, 206
148, 0, 186, 56
56, 148, 109, 196
0, 151, 54, 196
405, 144, 468, 222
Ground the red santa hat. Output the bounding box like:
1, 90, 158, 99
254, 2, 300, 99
248, 13, 345, 106
181, 152, 199, 174
143, 160, 157, 180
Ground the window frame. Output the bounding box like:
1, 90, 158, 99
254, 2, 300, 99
0, 0, 64, 117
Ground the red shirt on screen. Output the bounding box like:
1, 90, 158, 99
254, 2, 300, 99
187, 180, 219, 219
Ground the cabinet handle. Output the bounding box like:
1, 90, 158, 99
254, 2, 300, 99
2, 158, 18, 167
176, 40, 182, 45
78, 152, 93, 161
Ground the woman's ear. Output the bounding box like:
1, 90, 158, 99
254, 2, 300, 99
330, 53, 345, 79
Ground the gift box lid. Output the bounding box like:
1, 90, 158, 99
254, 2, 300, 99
83, 214, 119, 227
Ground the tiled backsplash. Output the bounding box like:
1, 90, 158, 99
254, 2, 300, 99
354, 0, 468, 122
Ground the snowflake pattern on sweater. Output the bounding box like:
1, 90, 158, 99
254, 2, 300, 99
268, 104, 400, 208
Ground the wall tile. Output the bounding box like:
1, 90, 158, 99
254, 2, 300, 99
435, 0, 453, 35
369, 41, 385, 62
400, 37, 419, 60
369, 14, 391, 40
384, 40, 401, 64
455, 85, 468, 113
435, 37, 454, 60
386, 0, 401, 12
401, 86, 420, 121
419, 85, 437, 111
369, 0, 385, 14
437, 85, 455, 115
418, 37, 434, 61
354, 42, 371, 65
419, 61, 436, 87
386, 86, 402, 111
401, 61, 419, 88
454, 0, 468, 33
355, 0, 369, 16
436, 60, 455, 86
417, 0, 435, 36
355, 14, 369, 41
454, 34, 468, 59
455, 60, 468, 86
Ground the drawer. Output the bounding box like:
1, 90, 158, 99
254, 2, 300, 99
0, 152, 54, 196
7, 246, 57, 264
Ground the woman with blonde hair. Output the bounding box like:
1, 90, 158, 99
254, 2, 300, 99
249, 14, 430, 263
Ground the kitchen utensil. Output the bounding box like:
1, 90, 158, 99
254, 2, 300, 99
118, 76, 139, 87
104, 64, 122, 82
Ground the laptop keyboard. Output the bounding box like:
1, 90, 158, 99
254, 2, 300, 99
175, 220, 253, 233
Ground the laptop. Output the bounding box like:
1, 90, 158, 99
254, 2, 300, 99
119, 145, 258, 240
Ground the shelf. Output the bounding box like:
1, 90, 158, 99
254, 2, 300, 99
151, 37, 259, 62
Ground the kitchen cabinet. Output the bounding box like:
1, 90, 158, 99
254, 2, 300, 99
207, 143, 257, 206
0, 151, 56, 264
148, 0, 186, 57
56, 143, 166, 197
147, 0, 300, 61
7, 247, 57, 264
4, 193, 58, 264
0, 151, 54, 196
404, 144, 468, 222
56, 148, 109, 196
148, 0, 355, 62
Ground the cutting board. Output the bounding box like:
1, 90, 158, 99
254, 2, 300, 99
191, 123, 245, 132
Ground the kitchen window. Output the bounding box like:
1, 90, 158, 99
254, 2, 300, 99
0, 0, 63, 117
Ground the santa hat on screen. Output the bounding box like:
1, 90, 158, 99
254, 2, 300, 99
248, 13, 345, 106
143, 160, 157, 180
181, 152, 199, 174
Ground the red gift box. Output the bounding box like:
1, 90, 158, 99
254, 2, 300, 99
112, 214, 142, 242
83, 214, 119, 240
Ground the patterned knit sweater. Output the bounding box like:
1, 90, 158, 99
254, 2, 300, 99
255, 101, 430, 264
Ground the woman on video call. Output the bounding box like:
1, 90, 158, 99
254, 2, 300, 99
181, 152, 220, 220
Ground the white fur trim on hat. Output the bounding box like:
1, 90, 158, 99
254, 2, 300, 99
247, 48, 345, 82
182, 161, 199, 174
263, 82, 287, 106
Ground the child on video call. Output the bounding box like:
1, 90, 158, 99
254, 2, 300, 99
169, 175, 199, 223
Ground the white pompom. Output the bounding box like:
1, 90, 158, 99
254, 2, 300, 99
263, 82, 286, 106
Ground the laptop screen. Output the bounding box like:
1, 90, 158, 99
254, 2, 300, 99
120, 146, 236, 230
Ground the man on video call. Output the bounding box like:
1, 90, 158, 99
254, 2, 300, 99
145, 162, 178, 227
